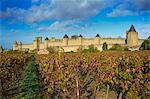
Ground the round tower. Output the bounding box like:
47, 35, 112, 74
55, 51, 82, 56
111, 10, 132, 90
95, 34, 100, 45
78, 34, 83, 45
19, 42, 22, 50
63, 34, 69, 46
44, 37, 49, 49
33, 37, 42, 50
126, 25, 138, 47
33, 38, 38, 50
13, 41, 18, 50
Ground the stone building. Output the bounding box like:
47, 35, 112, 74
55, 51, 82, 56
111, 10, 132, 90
13, 25, 144, 52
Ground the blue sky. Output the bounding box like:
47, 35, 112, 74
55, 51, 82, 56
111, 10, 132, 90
0, 0, 150, 49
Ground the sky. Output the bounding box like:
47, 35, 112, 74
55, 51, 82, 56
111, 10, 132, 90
0, 0, 150, 49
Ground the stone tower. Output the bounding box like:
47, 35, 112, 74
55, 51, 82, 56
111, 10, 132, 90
78, 34, 83, 45
33, 37, 42, 50
18, 42, 22, 50
95, 34, 100, 45
44, 37, 49, 49
126, 25, 138, 47
63, 34, 69, 46
13, 41, 18, 50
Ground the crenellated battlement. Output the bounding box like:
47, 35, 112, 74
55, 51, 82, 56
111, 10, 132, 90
13, 25, 144, 52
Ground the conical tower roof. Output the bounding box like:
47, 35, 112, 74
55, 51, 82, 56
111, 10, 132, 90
63, 34, 69, 38
79, 34, 83, 38
96, 34, 100, 37
45, 37, 49, 40
129, 25, 136, 32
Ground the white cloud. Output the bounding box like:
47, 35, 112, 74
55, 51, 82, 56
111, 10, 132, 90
37, 20, 86, 31
0, 8, 26, 19
140, 25, 150, 33
49, 0, 111, 19
107, 9, 138, 17
1, 0, 149, 21
0, 0, 114, 23
107, 0, 150, 17
138, 24, 150, 38
32, 0, 40, 3
48, 21, 73, 31
132, 0, 150, 11
10, 29, 19, 33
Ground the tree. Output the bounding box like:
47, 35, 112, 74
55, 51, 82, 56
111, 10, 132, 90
139, 39, 150, 50
0, 45, 4, 53
102, 42, 108, 51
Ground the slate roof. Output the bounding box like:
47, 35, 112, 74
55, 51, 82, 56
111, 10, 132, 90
96, 34, 100, 37
79, 34, 83, 38
45, 37, 49, 40
129, 25, 136, 32
63, 34, 69, 38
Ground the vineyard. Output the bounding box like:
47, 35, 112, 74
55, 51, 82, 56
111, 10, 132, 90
0, 53, 33, 98
0, 51, 150, 99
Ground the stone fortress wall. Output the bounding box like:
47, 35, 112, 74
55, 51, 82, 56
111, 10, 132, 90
13, 25, 144, 52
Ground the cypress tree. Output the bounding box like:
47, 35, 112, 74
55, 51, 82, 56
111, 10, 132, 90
102, 42, 108, 51
139, 39, 150, 50
0, 45, 4, 53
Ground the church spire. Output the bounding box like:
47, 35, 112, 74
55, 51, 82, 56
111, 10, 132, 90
129, 25, 136, 32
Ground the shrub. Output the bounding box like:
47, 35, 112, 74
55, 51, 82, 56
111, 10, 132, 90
47, 46, 58, 53
77, 45, 99, 53
112, 57, 150, 99
4, 49, 22, 54
88, 45, 99, 52
109, 44, 123, 51
17, 56, 40, 99
37, 51, 150, 98
0, 53, 32, 98
124, 47, 129, 51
